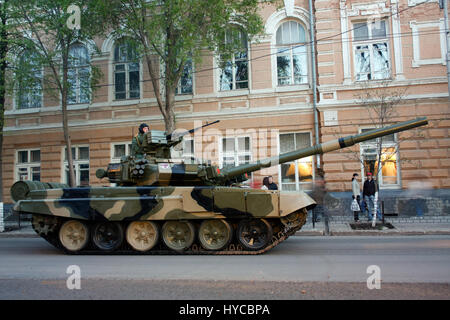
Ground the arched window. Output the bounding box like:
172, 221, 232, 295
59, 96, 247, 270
219, 28, 249, 91
114, 38, 140, 100
276, 21, 308, 85
68, 43, 90, 104
16, 50, 42, 109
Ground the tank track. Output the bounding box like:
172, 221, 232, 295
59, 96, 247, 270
31, 209, 307, 255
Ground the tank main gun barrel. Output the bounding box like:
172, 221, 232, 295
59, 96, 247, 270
220, 117, 428, 179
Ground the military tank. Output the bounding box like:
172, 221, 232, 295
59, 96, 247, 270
10, 117, 428, 255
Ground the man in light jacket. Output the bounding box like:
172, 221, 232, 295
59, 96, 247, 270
363, 172, 378, 221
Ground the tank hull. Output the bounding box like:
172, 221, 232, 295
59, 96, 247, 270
13, 185, 315, 255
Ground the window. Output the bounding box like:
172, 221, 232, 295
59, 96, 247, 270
219, 28, 249, 91
353, 21, 390, 81
111, 142, 132, 163
276, 21, 308, 86
16, 149, 41, 181
16, 50, 42, 109
68, 43, 90, 104
278, 132, 313, 191
360, 129, 399, 187
114, 38, 140, 100
220, 136, 251, 168
181, 138, 195, 162
64, 146, 90, 186
176, 59, 193, 95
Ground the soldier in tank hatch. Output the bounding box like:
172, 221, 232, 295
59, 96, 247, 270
131, 123, 149, 158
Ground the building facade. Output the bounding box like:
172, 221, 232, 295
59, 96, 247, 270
2, 0, 449, 215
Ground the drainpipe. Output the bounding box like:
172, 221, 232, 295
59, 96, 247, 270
443, 0, 450, 100
309, 0, 328, 234
309, 0, 320, 167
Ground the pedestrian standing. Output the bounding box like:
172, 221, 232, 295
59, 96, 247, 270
351, 173, 361, 222
267, 176, 278, 190
363, 172, 378, 221
261, 177, 269, 190
311, 168, 326, 223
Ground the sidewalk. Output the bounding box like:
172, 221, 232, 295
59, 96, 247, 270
1, 220, 450, 238
296, 220, 450, 236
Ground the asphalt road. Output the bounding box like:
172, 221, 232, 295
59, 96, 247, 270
0, 235, 449, 299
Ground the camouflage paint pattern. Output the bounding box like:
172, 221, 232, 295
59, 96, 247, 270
12, 182, 316, 222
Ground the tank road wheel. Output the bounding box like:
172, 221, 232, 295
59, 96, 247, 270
126, 221, 160, 252
59, 220, 89, 253
162, 221, 195, 251
237, 219, 273, 251
92, 222, 124, 252
198, 219, 233, 251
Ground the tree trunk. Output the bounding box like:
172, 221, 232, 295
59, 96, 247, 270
165, 83, 176, 134
61, 48, 76, 187
0, 0, 8, 201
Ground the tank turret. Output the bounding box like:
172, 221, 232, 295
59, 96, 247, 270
96, 117, 428, 187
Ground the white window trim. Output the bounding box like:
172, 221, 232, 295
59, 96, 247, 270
218, 136, 252, 169
410, 19, 447, 67
266, 6, 311, 90
110, 38, 143, 102
273, 20, 310, 88
15, 149, 41, 182
176, 59, 195, 96
110, 142, 132, 163
113, 60, 143, 101
67, 43, 92, 106
181, 136, 195, 160
277, 131, 314, 191
215, 39, 252, 94
359, 128, 401, 189
352, 20, 391, 81
62, 145, 90, 186
13, 54, 44, 111
408, 0, 438, 7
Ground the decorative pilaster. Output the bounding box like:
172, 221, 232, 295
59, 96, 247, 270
391, 0, 405, 80
340, 0, 352, 84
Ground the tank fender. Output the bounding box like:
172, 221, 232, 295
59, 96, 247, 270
279, 191, 316, 217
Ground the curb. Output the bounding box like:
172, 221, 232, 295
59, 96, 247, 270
294, 229, 450, 236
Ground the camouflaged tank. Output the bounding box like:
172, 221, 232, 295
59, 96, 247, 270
11, 117, 428, 255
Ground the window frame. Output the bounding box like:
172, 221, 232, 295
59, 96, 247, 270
176, 58, 194, 96
181, 137, 195, 161
359, 128, 401, 189
277, 131, 314, 191
113, 38, 141, 101
352, 20, 391, 81
68, 43, 91, 105
275, 20, 309, 87
110, 142, 132, 163
218, 28, 250, 92
62, 145, 90, 187
15, 50, 43, 110
15, 149, 41, 182
219, 136, 252, 169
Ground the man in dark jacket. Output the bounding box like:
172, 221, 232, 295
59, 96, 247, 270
267, 176, 278, 190
363, 172, 378, 221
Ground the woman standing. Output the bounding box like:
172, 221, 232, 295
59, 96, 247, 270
352, 173, 361, 222
261, 177, 269, 190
